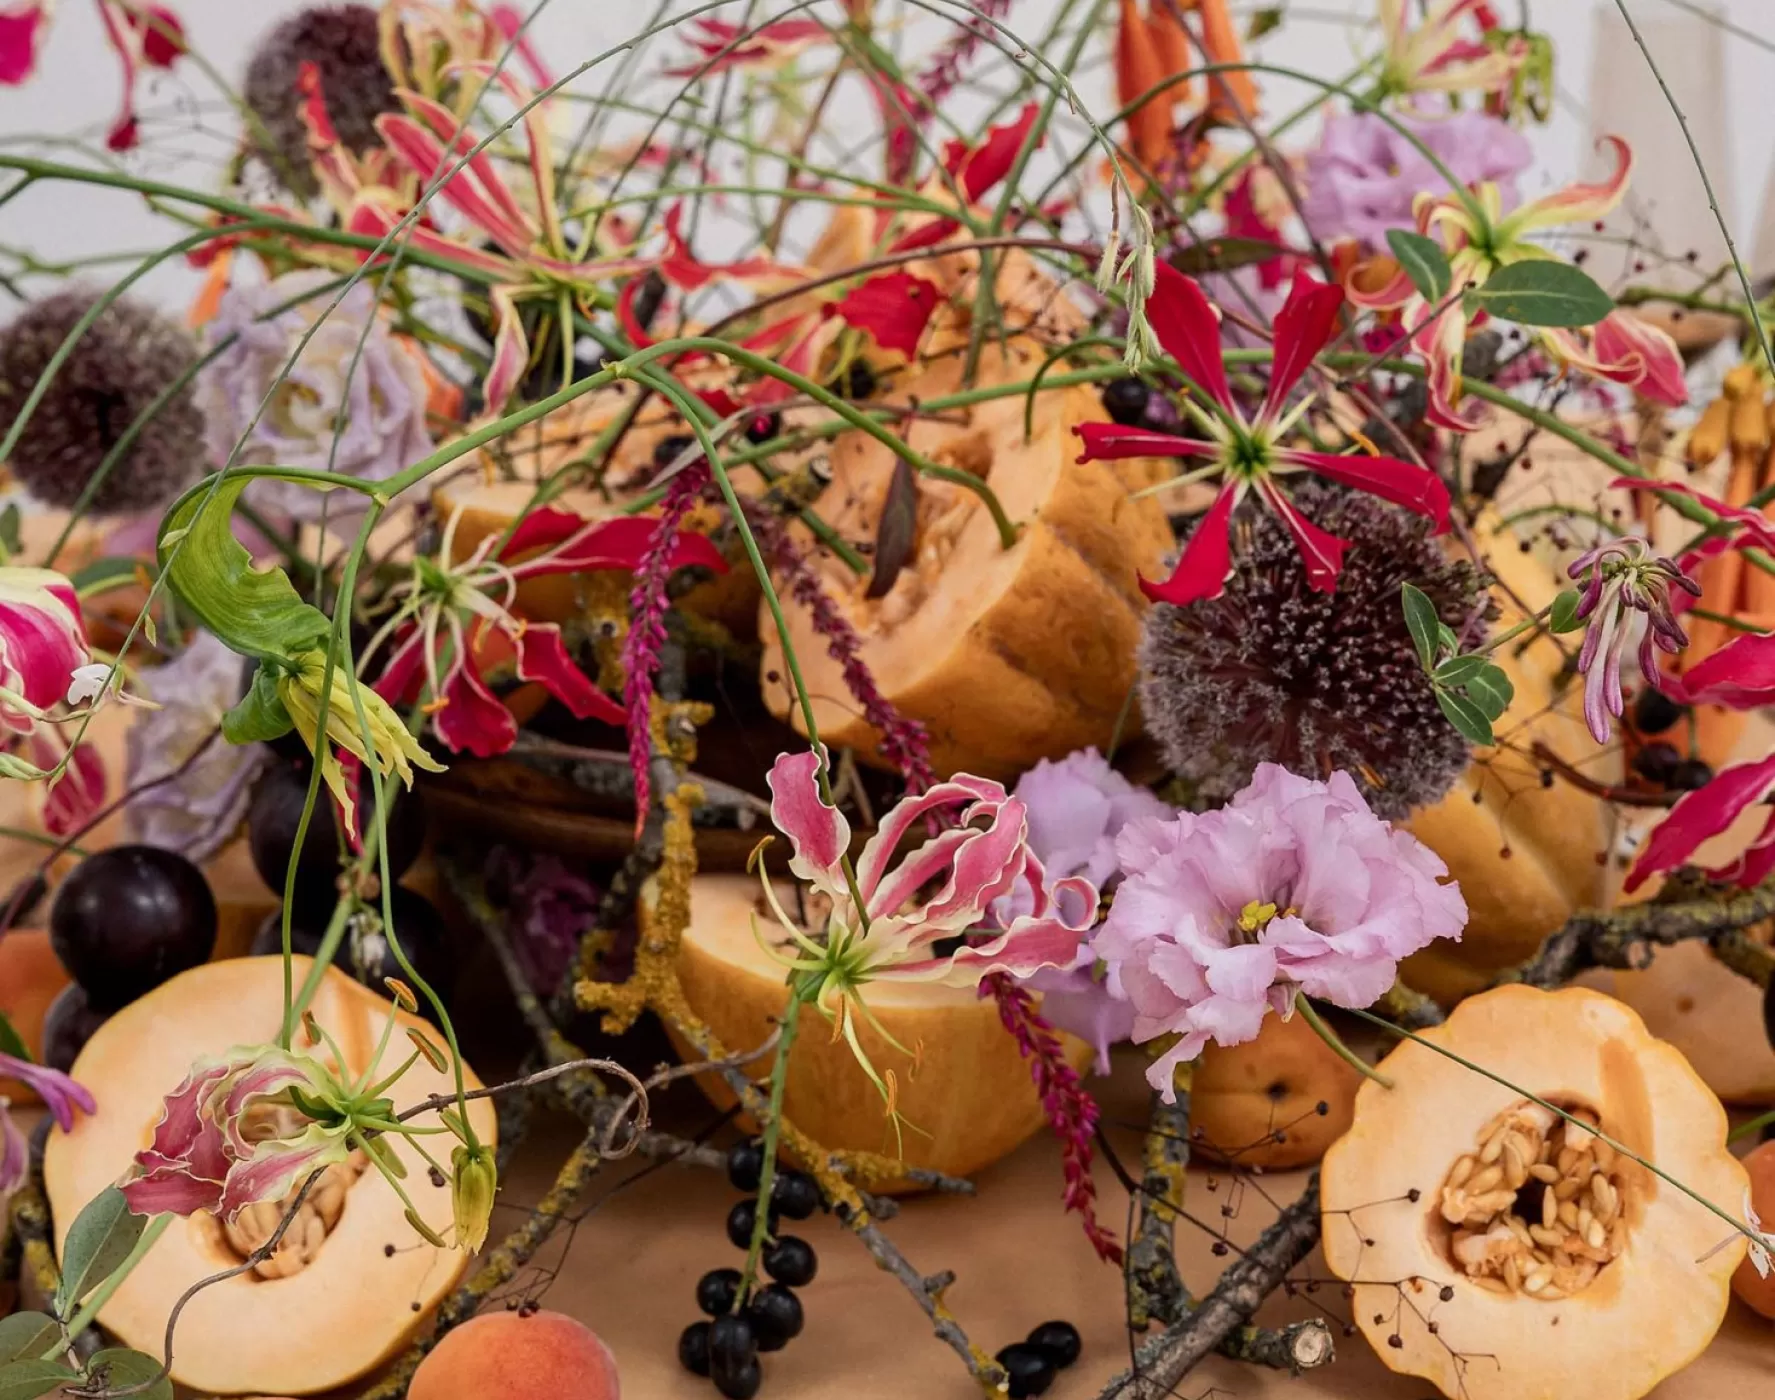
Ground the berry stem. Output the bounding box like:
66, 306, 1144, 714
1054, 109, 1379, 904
736, 983, 812, 1308
1293, 993, 1392, 1089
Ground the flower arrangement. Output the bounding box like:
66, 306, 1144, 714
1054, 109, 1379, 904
0, 4, 1772, 1400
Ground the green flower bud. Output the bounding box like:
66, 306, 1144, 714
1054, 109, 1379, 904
451, 1142, 498, 1254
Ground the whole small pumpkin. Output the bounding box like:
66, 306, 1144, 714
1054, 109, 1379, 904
1189, 1008, 1361, 1170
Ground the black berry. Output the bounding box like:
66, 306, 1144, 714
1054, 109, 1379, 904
696, 1267, 743, 1317
652, 433, 697, 468
744, 410, 781, 445
1669, 758, 1715, 792
726, 1199, 777, 1249
50, 846, 217, 1011
1633, 686, 1686, 735
677, 1320, 712, 1377
708, 1316, 759, 1397
1632, 741, 1683, 784
763, 1235, 818, 1287
726, 1140, 763, 1191
771, 1169, 819, 1220
1100, 378, 1151, 426
996, 1342, 1057, 1398
1026, 1320, 1082, 1369
745, 1283, 804, 1351
830, 359, 876, 400
40, 984, 108, 1073
248, 887, 454, 1010
246, 761, 425, 901
713, 1356, 761, 1400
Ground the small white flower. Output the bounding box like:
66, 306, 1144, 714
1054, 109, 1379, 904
1748, 1190, 1774, 1280
65, 663, 111, 707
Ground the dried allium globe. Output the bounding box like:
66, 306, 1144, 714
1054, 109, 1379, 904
242, 4, 395, 198
1139, 481, 1487, 820
0, 289, 206, 515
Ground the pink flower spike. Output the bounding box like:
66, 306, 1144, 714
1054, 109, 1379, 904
1263, 270, 1347, 422
1282, 448, 1451, 531
1142, 484, 1239, 606
765, 747, 853, 894
1625, 752, 1775, 892
1260, 481, 1347, 593
0, 4, 48, 85
1145, 264, 1235, 413
832, 271, 941, 356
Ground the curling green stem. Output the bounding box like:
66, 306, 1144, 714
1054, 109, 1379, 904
1293, 994, 1392, 1089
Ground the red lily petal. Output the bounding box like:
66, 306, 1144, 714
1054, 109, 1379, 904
1262, 269, 1345, 422
132, 4, 183, 67
659, 204, 801, 290
1610, 477, 1775, 557
1260, 480, 1346, 593
515, 623, 623, 725
488, 3, 555, 89
1658, 631, 1775, 710
1625, 751, 1775, 892
1142, 484, 1239, 606
943, 101, 1041, 203
370, 626, 428, 707
1146, 264, 1234, 413
376, 111, 536, 258
398, 92, 535, 245
1705, 807, 1775, 888
832, 271, 940, 356
433, 657, 518, 758
0, 5, 48, 85
886, 216, 963, 256
39, 739, 105, 838
504, 513, 725, 579
482, 285, 529, 416
1073, 421, 1218, 463
1281, 449, 1451, 531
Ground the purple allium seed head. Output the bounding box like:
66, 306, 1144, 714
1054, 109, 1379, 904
1139, 481, 1490, 820
0, 289, 206, 515
243, 4, 394, 198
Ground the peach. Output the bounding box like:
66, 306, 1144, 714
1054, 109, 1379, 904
410, 1310, 620, 1400
1733, 1139, 1775, 1320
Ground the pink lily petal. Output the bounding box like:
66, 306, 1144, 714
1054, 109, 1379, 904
1260, 480, 1346, 592
902, 804, 1030, 931
1612, 476, 1775, 573
885, 913, 1087, 985
120, 1164, 224, 1217
0, 4, 48, 85
1262, 269, 1346, 422
433, 656, 518, 758
487, 3, 555, 88
344, 197, 522, 280
376, 111, 536, 258
1142, 484, 1239, 606
398, 91, 535, 245
1412, 296, 1486, 432
663, 16, 830, 76
1344, 257, 1418, 312
447, 63, 568, 254
943, 101, 1041, 203
1625, 751, 1775, 892
1659, 631, 1775, 709
482, 284, 530, 416
514, 622, 623, 724
853, 774, 1007, 905
39, 738, 105, 838
218, 1128, 350, 1222
1546, 312, 1687, 407
1074, 421, 1219, 463
1281, 448, 1451, 530
1502, 135, 1632, 236
1146, 264, 1235, 414
832, 271, 940, 356
140, 1061, 231, 1162
765, 747, 852, 895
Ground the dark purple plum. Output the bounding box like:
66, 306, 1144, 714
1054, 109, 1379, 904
50, 845, 216, 1010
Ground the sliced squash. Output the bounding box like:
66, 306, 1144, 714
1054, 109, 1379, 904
42, 956, 496, 1397
1322, 985, 1746, 1400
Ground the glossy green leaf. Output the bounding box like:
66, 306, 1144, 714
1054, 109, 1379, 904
1465, 662, 1515, 721
1470, 260, 1615, 328
1548, 588, 1585, 634
1401, 583, 1440, 670
1433, 655, 1490, 687
0, 1010, 30, 1063
157, 476, 331, 664
1386, 229, 1452, 302
1437, 687, 1496, 747
0, 1360, 75, 1400
0, 1315, 59, 1367
55, 1187, 146, 1316
86, 1350, 171, 1400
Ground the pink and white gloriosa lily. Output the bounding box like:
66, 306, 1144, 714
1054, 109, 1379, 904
1351, 137, 1687, 430
1378, 0, 1523, 99
1075, 263, 1451, 604
757, 748, 1095, 1109
368, 502, 725, 758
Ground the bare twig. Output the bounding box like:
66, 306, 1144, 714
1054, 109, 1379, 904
1126, 1086, 1191, 1329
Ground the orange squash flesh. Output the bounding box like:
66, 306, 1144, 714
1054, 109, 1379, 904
1322, 986, 1746, 1400
42, 956, 496, 1397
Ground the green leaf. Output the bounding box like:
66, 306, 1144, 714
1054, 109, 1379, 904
0, 1359, 75, 1400
1436, 687, 1496, 747
55, 1187, 146, 1317
1436, 622, 1459, 654
1548, 588, 1585, 634
1470, 260, 1616, 328
157, 476, 330, 664
0, 1316, 59, 1367
1465, 662, 1515, 721
69, 555, 147, 596
1401, 583, 1440, 670
1385, 229, 1452, 302
86, 1350, 171, 1400
1433, 655, 1490, 687
0, 1010, 30, 1063
222, 665, 295, 745
1246, 5, 1283, 40
0, 504, 20, 560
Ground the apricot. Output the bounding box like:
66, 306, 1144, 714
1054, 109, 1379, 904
1733, 1140, 1775, 1319
410, 1310, 620, 1400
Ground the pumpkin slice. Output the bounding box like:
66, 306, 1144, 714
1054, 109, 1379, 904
42, 956, 496, 1398
668, 874, 1089, 1189
1322, 985, 1746, 1400
757, 338, 1173, 780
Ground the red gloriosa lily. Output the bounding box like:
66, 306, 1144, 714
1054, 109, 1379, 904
1075, 264, 1451, 604
1625, 750, 1775, 894
1, 2, 183, 150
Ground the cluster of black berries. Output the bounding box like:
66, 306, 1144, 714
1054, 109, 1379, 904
995, 1320, 1083, 1397
1628, 689, 1713, 792
677, 1141, 821, 1398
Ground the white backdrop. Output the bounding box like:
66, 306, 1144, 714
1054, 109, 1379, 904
0, 0, 1770, 308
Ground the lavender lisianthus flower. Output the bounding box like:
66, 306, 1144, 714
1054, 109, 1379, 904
1302, 110, 1532, 250
1006, 749, 1170, 1075
1093, 763, 1468, 1099
124, 630, 270, 862
196, 270, 433, 527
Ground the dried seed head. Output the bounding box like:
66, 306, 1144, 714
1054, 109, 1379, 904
0, 289, 206, 514
1139, 482, 1488, 818
243, 4, 395, 198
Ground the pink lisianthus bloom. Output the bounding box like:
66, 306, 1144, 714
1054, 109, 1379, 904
758, 748, 1095, 1106
0, 1049, 96, 1193
118, 1046, 361, 1220
1093, 764, 1468, 1099
1076, 264, 1451, 605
